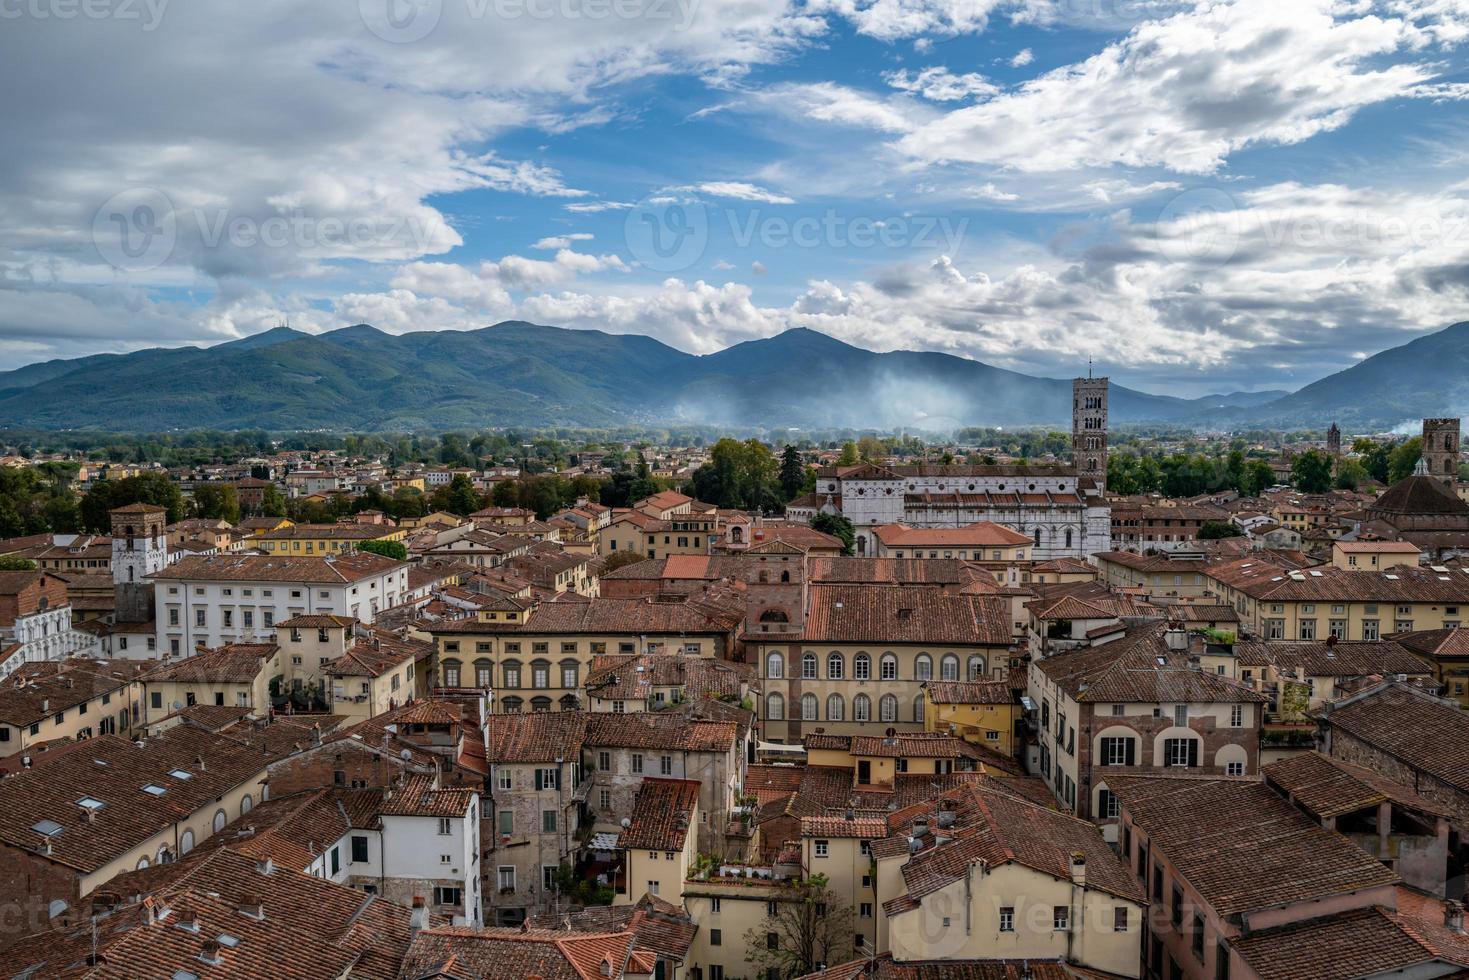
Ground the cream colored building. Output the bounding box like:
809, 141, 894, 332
1331, 540, 1422, 571
616, 777, 700, 908
141, 641, 281, 721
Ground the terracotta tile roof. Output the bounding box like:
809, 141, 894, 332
484, 711, 587, 763
0, 728, 281, 874
324, 636, 424, 678
619, 778, 700, 851
0, 658, 148, 727
921, 680, 1014, 706
275, 614, 356, 629
800, 815, 888, 838
885, 783, 1143, 911
874, 521, 1032, 548
1233, 640, 1432, 678
379, 774, 476, 818
849, 733, 984, 760
148, 551, 405, 584
1263, 751, 1454, 820
431, 594, 743, 635
800, 585, 1011, 645
584, 654, 751, 702
1107, 776, 1400, 916
1318, 684, 1469, 792
524, 892, 697, 963
1210, 558, 1469, 603
1229, 904, 1460, 980
143, 642, 278, 684
798, 955, 1072, 980
1391, 626, 1469, 658
1025, 593, 1116, 621
403, 926, 636, 980
584, 712, 738, 753
1036, 625, 1268, 704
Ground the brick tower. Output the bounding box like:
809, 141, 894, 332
1072, 374, 1109, 491
1422, 418, 1460, 486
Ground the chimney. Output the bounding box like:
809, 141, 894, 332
913, 817, 930, 837
40, 699, 48, 713
936, 799, 958, 829
1164, 629, 1188, 652
198, 939, 223, 966
237, 894, 264, 920
410, 896, 429, 936
255, 857, 274, 876
1446, 900, 1466, 934
177, 909, 199, 932
1070, 851, 1087, 888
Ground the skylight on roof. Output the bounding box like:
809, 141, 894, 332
30, 819, 63, 837
77, 796, 105, 810
169, 769, 194, 780
217, 934, 240, 948
1385, 574, 1399, 580
143, 784, 167, 796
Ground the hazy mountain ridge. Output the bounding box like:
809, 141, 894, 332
0, 320, 1463, 431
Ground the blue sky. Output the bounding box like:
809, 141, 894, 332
2, 0, 1468, 397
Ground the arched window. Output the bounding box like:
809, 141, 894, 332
767, 692, 785, 721
853, 694, 871, 722
914, 654, 932, 681
827, 693, 844, 721
475, 659, 493, 688
780, 570, 790, 583
441, 658, 462, 688
531, 660, 551, 689
802, 652, 817, 679
760, 609, 789, 624
136, 857, 150, 870
1065, 528, 1073, 549
240, 794, 253, 816
502, 696, 524, 713
941, 655, 960, 681
502, 659, 522, 688
530, 696, 552, 713
801, 693, 819, 720
767, 652, 785, 679
559, 694, 580, 711
914, 694, 925, 722
854, 653, 871, 680
558, 659, 579, 689
828, 652, 845, 679
967, 655, 986, 681
180, 830, 195, 855
855, 535, 867, 555
1033, 528, 1041, 548
731, 526, 743, 543
880, 653, 897, 681
212, 809, 227, 833
880, 694, 898, 722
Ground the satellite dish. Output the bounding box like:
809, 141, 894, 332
620, 817, 631, 828
172, 701, 183, 710
885, 727, 896, 738
400, 749, 413, 760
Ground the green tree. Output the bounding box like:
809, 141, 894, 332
358, 539, 408, 561
602, 550, 647, 573
1241, 459, 1275, 497
836, 441, 859, 465
1290, 450, 1334, 493
0, 555, 38, 570
809, 512, 856, 555
779, 445, 806, 501
259, 484, 289, 519
191, 482, 241, 523
79, 473, 185, 531
742, 874, 854, 979
1388, 437, 1423, 483
1198, 520, 1242, 539
1334, 457, 1368, 490
1355, 439, 1390, 483
431, 474, 482, 516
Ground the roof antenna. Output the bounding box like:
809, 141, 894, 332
1087, 357, 1093, 380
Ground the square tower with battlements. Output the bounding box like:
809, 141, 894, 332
1072, 375, 1109, 491
1423, 418, 1460, 486
111, 502, 169, 623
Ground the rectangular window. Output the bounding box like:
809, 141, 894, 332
814, 840, 828, 857
1098, 788, 1119, 818
1230, 704, 1243, 728
1053, 906, 1069, 931
542, 810, 557, 833
498, 810, 513, 836
1163, 738, 1199, 768
498, 866, 515, 891
1115, 907, 1129, 932
1100, 736, 1135, 767
351, 835, 368, 862
631, 754, 643, 774
999, 907, 1014, 932
660, 755, 673, 775
438, 817, 452, 835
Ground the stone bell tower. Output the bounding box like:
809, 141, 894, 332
1422, 418, 1460, 487
1072, 373, 1109, 491
111, 502, 168, 623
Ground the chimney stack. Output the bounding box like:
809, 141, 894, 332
238, 894, 264, 919
410, 896, 429, 936
1070, 850, 1087, 888
1447, 900, 1466, 934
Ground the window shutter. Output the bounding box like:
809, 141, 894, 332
1125, 739, 1136, 767
554, 768, 562, 791
1188, 741, 1199, 768
534, 770, 544, 791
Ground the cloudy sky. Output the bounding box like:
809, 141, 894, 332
2, 0, 1468, 396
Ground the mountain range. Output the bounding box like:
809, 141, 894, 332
0, 320, 1464, 432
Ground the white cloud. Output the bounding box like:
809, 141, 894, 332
533, 233, 595, 249
564, 201, 636, 213
1008, 47, 1033, 67
694, 182, 797, 204
884, 66, 1000, 101
807, 0, 1005, 40
890, 0, 1469, 174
